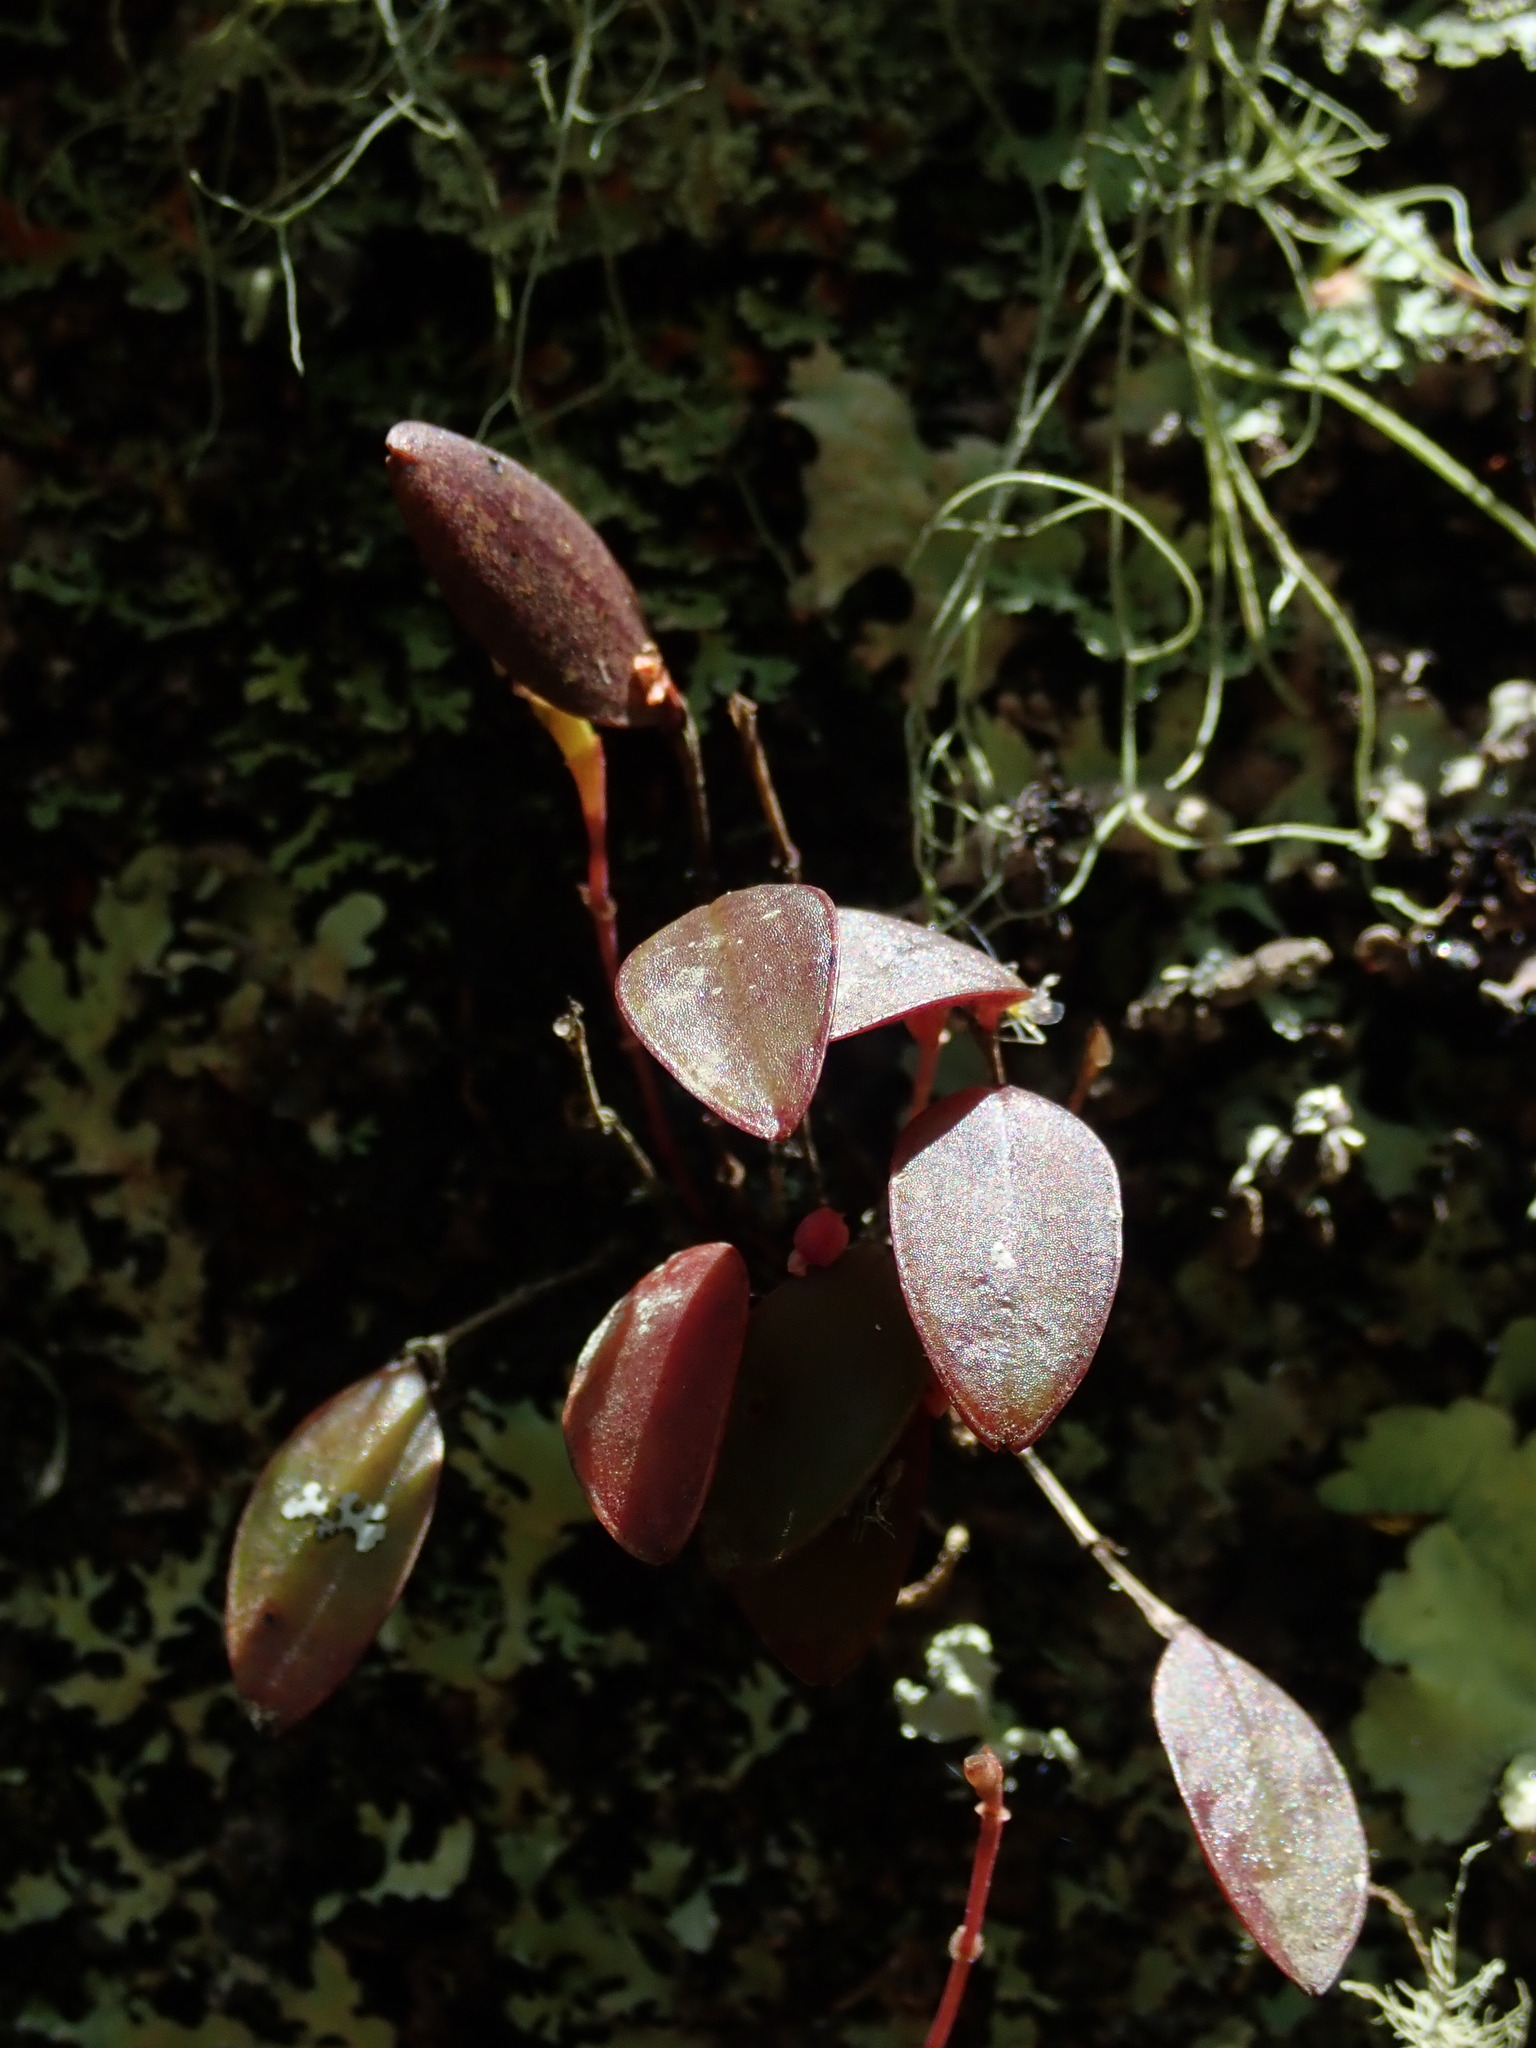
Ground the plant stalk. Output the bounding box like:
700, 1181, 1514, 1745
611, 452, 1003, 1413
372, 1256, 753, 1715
1019, 1447, 1185, 1638
922, 1748, 1012, 2048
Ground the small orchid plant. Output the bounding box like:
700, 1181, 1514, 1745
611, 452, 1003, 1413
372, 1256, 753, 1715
224, 425, 1372, 2043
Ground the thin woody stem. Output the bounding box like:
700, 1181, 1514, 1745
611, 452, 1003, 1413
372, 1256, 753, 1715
400, 1242, 621, 1384
728, 692, 803, 881
1019, 1447, 1186, 1639
667, 698, 715, 888
896, 1522, 970, 1610
554, 999, 660, 1192
923, 1748, 1012, 2048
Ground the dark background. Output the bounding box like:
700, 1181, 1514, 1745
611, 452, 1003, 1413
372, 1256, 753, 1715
2, 3, 1534, 2043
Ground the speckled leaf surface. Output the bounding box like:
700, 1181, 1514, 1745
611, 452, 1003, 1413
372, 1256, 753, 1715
226, 1361, 444, 1733
889, 1086, 1121, 1450
1153, 1626, 1369, 1996
730, 1411, 930, 1685
616, 884, 837, 1141
386, 421, 666, 726
564, 1244, 750, 1565
829, 907, 1024, 1039
702, 1241, 930, 1573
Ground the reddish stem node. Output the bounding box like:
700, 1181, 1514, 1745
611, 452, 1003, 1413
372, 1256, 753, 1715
922, 1747, 1011, 2048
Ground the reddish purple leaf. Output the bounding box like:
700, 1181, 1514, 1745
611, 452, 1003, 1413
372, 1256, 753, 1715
701, 1240, 931, 1572
830, 907, 1025, 1039
889, 1085, 1121, 1450
730, 1411, 931, 1685
564, 1243, 750, 1565
1153, 1626, 1369, 1995
616, 884, 837, 1141
385, 421, 670, 727
225, 1360, 444, 1733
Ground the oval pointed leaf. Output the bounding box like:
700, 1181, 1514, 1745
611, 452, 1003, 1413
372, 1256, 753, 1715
889, 1085, 1121, 1450
616, 884, 836, 1140
830, 907, 1025, 1039
564, 1244, 750, 1565
225, 1361, 443, 1733
1153, 1626, 1369, 1995
386, 421, 666, 728
730, 1411, 931, 1685
701, 1240, 930, 1572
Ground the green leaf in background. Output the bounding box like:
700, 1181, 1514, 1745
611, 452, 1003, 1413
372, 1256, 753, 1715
1320, 1397, 1536, 1839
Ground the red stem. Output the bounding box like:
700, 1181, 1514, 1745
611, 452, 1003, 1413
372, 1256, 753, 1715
518, 689, 705, 1217
906, 1007, 948, 1124
923, 1748, 1011, 2048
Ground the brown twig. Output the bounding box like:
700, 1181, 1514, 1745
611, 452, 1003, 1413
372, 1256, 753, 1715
553, 999, 660, 1193
399, 1242, 623, 1388
728, 691, 803, 881
922, 1748, 1012, 2048
896, 1523, 970, 1610
664, 691, 715, 889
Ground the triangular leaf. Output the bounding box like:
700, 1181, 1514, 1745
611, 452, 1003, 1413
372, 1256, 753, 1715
386, 421, 668, 727
730, 1411, 931, 1685
564, 1243, 750, 1565
889, 1086, 1122, 1450
1153, 1625, 1369, 1995
830, 907, 1024, 1039
616, 883, 837, 1141
225, 1360, 444, 1733
702, 1240, 930, 1572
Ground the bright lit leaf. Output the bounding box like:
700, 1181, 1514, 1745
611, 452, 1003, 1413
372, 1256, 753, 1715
829, 907, 1024, 1039
889, 1085, 1121, 1450
225, 1360, 444, 1734
702, 1240, 930, 1573
730, 1411, 931, 1685
1153, 1625, 1369, 1996
564, 1243, 750, 1565
386, 421, 670, 727
616, 883, 837, 1141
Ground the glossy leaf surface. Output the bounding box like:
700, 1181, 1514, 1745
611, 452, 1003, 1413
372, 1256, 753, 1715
830, 907, 1025, 1039
616, 883, 836, 1141
564, 1244, 750, 1565
702, 1240, 930, 1572
890, 1085, 1121, 1450
385, 421, 667, 727
1153, 1626, 1369, 1995
226, 1361, 443, 1733
730, 1411, 930, 1685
